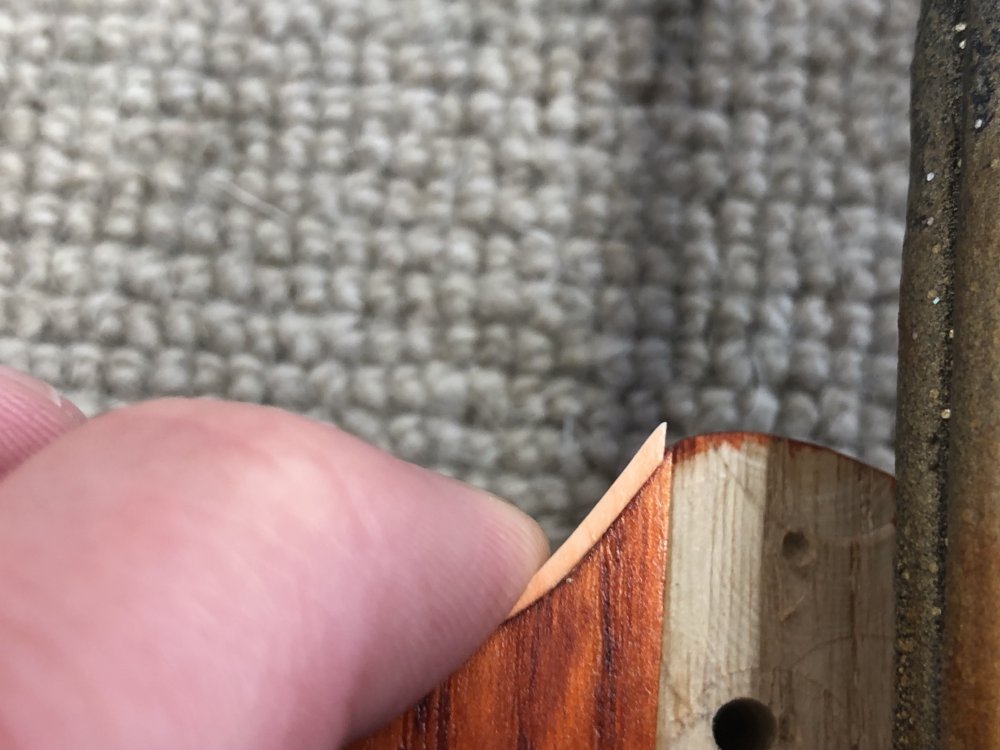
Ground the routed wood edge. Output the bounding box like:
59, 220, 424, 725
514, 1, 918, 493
508, 422, 667, 616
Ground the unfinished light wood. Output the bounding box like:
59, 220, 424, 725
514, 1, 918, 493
352, 432, 896, 749
661, 435, 895, 749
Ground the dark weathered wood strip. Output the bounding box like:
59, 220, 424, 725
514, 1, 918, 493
898, 1, 1000, 746
894, 0, 964, 746
938, 4, 1000, 747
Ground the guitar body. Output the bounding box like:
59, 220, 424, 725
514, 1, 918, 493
352, 428, 895, 749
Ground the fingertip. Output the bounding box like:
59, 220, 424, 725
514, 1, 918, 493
0, 366, 86, 478
0, 399, 548, 749
483, 492, 551, 592
327, 470, 552, 742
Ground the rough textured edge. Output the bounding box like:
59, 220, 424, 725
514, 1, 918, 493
896, 1, 1000, 746
939, 3, 1000, 746
893, 0, 961, 746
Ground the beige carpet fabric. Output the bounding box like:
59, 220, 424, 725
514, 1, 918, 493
0, 0, 916, 542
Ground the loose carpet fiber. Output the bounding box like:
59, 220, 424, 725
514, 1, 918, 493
0, 0, 916, 542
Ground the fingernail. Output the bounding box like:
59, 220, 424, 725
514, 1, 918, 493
0, 366, 85, 421
0, 366, 63, 406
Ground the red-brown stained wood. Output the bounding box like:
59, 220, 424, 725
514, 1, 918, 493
349, 459, 671, 750
670, 431, 770, 461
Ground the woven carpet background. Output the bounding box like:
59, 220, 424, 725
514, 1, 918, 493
0, 0, 916, 543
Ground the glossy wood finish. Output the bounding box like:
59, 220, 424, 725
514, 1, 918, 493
509, 424, 667, 616
351, 455, 671, 749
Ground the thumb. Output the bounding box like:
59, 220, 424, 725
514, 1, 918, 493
0, 399, 548, 750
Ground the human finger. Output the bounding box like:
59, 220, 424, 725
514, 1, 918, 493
0, 399, 547, 749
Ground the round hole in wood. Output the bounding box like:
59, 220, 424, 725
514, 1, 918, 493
781, 529, 812, 566
711, 697, 776, 750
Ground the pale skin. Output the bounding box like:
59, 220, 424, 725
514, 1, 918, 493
0, 367, 549, 749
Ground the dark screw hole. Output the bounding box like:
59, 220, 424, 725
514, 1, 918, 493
711, 697, 776, 750
781, 529, 811, 566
